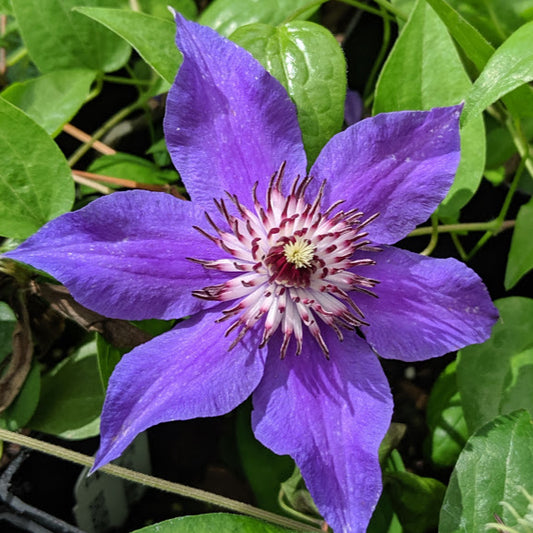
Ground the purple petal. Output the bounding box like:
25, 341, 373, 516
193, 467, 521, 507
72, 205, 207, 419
252, 330, 393, 533
310, 105, 462, 244
357, 246, 498, 361
344, 88, 363, 126
94, 306, 267, 470
164, 14, 307, 210
5, 190, 227, 320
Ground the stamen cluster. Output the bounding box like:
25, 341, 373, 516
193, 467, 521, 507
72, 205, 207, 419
190, 164, 379, 358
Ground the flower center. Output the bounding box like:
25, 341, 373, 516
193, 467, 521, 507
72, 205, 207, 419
189, 163, 379, 359
283, 238, 315, 268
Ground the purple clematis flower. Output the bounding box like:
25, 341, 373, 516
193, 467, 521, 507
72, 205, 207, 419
5, 14, 498, 533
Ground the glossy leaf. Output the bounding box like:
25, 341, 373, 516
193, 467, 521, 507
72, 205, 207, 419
29, 340, 104, 440
425, 360, 468, 467
76, 7, 181, 85
463, 20, 533, 124
1, 69, 96, 136
457, 297, 533, 433
198, 0, 318, 37
0, 98, 74, 239
373, 0, 485, 218
0, 362, 41, 431
505, 198, 533, 289
440, 410, 533, 532
132, 513, 298, 533
231, 21, 346, 164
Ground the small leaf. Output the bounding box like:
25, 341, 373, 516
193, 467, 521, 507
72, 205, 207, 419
11, 0, 131, 73
463, 20, 533, 124
1, 69, 96, 136
385, 471, 446, 533
373, 0, 485, 217
198, 0, 318, 37
439, 410, 533, 533
132, 513, 298, 533
426, 360, 468, 467
0, 362, 41, 431
231, 21, 346, 165
96, 334, 125, 389
457, 297, 533, 433
0, 98, 74, 239
75, 7, 181, 85
29, 340, 105, 439
505, 198, 533, 289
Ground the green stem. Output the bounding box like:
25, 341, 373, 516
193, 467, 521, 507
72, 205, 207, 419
407, 219, 515, 237
6, 46, 27, 67
67, 98, 145, 168
363, 3, 391, 100
370, 0, 408, 20
339, 0, 396, 21
451, 233, 468, 262
0, 428, 321, 533
420, 214, 439, 256
102, 74, 152, 86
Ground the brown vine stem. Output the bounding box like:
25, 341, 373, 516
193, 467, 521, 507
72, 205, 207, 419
0, 428, 321, 532
63, 124, 116, 156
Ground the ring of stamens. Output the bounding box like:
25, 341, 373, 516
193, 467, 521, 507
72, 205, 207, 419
188, 162, 379, 359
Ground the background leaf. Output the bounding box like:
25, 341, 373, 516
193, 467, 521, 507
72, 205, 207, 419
198, 0, 318, 37
132, 513, 298, 533
11, 0, 131, 73
231, 21, 346, 164
457, 297, 533, 434
29, 340, 104, 439
425, 360, 468, 467
0, 97, 74, 239
0, 302, 16, 365
505, 197, 533, 289
439, 410, 533, 532
76, 7, 181, 86
1, 69, 96, 136
463, 20, 533, 124
373, 0, 485, 217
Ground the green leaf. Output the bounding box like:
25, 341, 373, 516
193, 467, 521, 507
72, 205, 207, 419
132, 513, 298, 533
439, 410, 533, 533
198, 0, 318, 37
88, 153, 178, 186
426, 360, 468, 467
505, 198, 533, 289
373, 0, 485, 218
96, 334, 124, 389
0, 0, 13, 14
444, 0, 531, 47
236, 402, 294, 514
11, 0, 131, 73
463, 20, 533, 124
138, 0, 197, 20
0, 302, 16, 365
29, 340, 104, 439
0, 362, 41, 431
457, 297, 533, 433
75, 7, 181, 85
425, 0, 493, 70
385, 471, 446, 533
368, 490, 403, 533
1, 69, 96, 137
231, 21, 346, 165
0, 98, 74, 239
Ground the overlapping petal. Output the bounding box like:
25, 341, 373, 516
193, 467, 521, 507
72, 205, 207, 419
164, 14, 308, 211
252, 330, 393, 533
356, 246, 499, 361
310, 106, 462, 244
94, 306, 267, 470
5, 191, 227, 320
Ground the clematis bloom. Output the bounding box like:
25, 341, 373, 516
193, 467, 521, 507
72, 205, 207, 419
5, 14, 498, 533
